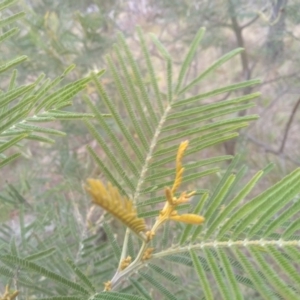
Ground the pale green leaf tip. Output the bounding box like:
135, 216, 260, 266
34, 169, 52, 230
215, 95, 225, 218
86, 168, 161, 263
198, 27, 206, 34
63, 64, 76, 75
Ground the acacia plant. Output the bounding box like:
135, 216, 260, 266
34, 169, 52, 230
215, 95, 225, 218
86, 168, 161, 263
0, 0, 102, 170
1, 1, 300, 299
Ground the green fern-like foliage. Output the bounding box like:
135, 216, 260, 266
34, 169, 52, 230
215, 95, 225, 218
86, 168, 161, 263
82, 28, 300, 299
1, 23, 300, 299
0, 0, 102, 169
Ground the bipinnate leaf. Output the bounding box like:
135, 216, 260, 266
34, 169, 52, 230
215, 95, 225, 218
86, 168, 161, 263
89, 292, 146, 300
0, 254, 89, 295
3, 18, 300, 300
0, 0, 105, 169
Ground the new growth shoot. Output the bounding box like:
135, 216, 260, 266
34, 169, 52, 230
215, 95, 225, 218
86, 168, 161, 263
85, 140, 205, 291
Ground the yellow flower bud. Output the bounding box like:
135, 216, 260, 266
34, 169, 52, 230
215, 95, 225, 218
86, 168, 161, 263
170, 213, 205, 225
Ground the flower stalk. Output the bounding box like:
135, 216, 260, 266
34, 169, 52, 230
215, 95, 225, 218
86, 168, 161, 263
85, 140, 205, 291
0, 285, 19, 300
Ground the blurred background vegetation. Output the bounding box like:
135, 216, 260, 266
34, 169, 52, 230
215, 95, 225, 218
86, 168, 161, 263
1, 0, 300, 294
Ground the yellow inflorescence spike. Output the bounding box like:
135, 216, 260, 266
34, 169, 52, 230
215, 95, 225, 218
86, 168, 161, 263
85, 179, 147, 235
169, 213, 205, 224
172, 140, 189, 193
154, 140, 205, 230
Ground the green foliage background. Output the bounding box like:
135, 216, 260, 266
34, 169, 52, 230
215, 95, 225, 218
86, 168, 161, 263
1, 0, 300, 299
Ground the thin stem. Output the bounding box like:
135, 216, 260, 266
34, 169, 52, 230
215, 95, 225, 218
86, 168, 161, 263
245, 134, 300, 165
240, 14, 260, 29
240, 5, 269, 31
153, 239, 300, 259
110, 238, 299, 290
119, 228, 130, 263
279, 97, 300, 153
111, 241, 148, 289
133, 103, 172, 204
111, 104, 172, 285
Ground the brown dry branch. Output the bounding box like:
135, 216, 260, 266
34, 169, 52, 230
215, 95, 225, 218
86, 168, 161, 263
279, 97, 300, 153
246, 135, 300, 166
246, 97, 300, 165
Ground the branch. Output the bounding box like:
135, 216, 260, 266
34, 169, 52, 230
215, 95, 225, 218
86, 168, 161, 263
228, 0, 251, 81
260, 72, 300, 86
202, 11, 232, 28
246, 134, 300, 166
217, 91, 232, 102
240, 6, 268, 30
245, 89, 292, 141
279, 97, 300, 153
240, 13, 260, 30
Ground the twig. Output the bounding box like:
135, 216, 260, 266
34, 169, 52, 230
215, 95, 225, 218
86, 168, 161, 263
246, 134, 300, 165
240, 6, 268, 30
218, 91, 232, 102
240, 14, 260, 29
202, 12, 232, 28
247, 88, 288, 131
279, 97, 300, 153
260, 72, 300, 86
246, 134, 279, 155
